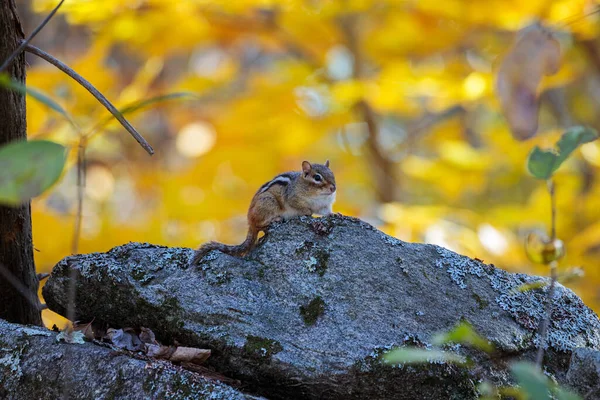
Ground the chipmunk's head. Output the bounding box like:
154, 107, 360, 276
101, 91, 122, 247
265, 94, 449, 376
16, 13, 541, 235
301, 160, 336, 196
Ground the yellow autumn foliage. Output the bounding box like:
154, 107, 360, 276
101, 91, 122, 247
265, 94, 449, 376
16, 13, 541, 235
18, 0, 600, 327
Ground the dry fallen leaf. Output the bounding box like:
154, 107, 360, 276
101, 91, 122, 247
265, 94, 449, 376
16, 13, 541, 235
145, 343, 176, 359
107, 328, 143, 351
169, 347, 211, 365
139, 327, 157, 344
73, 320, 96, 341
496, 23, 561, 140
101, 325, 210, 366
145, 343, 211, 365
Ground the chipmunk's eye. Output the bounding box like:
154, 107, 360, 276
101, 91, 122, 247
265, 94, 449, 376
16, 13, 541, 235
313, 174, 322, 182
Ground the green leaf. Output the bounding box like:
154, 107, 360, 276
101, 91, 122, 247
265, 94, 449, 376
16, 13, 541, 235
0, 73, 73, 122
432, 321, 494, 353
0, 140, 68, 205
508, 362, 582, 400
527, 148, 558, 180
511, 361, 551, 400
527, 126, 599, 179
382, 347, 466, 365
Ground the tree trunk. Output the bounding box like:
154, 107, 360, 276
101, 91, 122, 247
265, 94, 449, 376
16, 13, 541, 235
0, 0, 42, 326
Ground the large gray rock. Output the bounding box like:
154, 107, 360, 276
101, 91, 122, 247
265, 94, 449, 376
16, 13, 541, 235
0, 319, 261, 400
43, 215, 600, 399
566, 348, 600, 398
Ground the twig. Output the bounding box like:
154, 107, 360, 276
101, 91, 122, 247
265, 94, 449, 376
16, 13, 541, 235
548, 179, 556, 241
66, 140, 83, 318
0, 263, 44, 311
0, 0, 65, 73
23, 43, 155, 155
535, 261, 558, 367
535, 179, 558, 367
71, 138, 86, 254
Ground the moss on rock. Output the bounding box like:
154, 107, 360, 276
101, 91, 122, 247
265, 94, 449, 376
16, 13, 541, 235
300, 296, 326, 326
243, 335, 283, 360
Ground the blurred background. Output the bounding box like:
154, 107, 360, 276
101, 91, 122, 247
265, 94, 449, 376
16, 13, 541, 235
16, 0, 600, 327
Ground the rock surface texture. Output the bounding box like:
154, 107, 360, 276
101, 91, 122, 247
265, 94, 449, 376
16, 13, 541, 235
0, 319, 262, 400
43, 215, 600, 399
566, 348, 600, 398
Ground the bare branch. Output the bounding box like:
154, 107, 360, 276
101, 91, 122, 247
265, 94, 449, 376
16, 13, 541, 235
23, 43, 155, 155
548, 180, 557, 241
72, 138, 85, 254
0, 0, 65, 73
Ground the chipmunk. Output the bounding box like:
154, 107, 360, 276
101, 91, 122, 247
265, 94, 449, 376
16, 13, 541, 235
191, 160, 336, 265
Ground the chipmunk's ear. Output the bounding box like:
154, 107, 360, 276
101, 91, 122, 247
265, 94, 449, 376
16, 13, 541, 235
325, 160, 330, 168
302, 161, 312, 175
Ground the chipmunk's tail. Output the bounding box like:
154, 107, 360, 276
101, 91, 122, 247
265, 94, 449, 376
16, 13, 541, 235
191, 226, 259, 265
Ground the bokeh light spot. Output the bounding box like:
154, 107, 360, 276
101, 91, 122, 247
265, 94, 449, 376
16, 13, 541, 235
176, 122, 217, 158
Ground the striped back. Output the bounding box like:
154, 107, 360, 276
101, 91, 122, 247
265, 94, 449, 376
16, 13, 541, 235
258, 172, 299, 194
